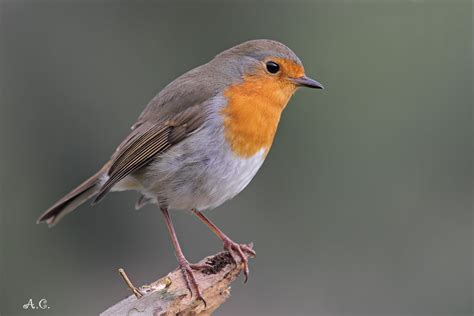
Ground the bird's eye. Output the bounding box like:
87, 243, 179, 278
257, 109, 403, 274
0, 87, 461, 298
266, 61, 280, 74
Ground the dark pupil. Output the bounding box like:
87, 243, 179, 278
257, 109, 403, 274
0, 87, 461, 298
266, 61, 280, 74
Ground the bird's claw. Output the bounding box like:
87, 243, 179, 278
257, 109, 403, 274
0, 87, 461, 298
179, 260, 207, 307
223, 239, 256, 283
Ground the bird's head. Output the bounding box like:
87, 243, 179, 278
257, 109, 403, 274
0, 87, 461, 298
215, 39, 323, 104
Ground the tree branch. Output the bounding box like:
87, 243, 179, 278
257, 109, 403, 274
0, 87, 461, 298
101, 250, 253, 316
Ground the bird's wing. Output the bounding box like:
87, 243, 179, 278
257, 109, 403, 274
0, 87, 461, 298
93, 104, 207, 204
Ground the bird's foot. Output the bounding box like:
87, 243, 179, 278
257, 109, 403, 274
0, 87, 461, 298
222, 239, 256, 283
189, 262, 212, 270
178, 259, 207, 307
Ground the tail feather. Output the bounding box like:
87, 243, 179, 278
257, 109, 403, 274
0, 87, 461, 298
37, 168, 104, 227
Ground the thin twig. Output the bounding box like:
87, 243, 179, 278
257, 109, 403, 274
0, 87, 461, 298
118, 268, 143, 298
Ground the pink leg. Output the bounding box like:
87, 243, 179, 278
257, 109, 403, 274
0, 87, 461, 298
160, 207, 206, 306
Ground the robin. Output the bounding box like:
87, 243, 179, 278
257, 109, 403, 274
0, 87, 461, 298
37, 39, 323, 301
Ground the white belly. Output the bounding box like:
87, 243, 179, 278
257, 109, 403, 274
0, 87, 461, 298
136, 120, 266, 210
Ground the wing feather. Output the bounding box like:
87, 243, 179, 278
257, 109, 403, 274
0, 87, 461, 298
93, 105, 206, 203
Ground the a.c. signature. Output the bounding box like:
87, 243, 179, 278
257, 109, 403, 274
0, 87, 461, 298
23, 298, 50, 310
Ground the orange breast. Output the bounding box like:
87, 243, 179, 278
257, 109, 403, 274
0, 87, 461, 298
221, 74, 296, 158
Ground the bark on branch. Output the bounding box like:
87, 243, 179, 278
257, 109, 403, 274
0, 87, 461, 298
101, 250, 253, 316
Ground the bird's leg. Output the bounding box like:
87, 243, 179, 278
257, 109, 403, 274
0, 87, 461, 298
191, 208, 256, 282
160, 207, 206, 306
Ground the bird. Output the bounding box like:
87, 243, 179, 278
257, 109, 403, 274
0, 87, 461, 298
37, 39, 323, 302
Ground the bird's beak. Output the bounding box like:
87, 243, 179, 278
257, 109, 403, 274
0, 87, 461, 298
291, 76, 324, 89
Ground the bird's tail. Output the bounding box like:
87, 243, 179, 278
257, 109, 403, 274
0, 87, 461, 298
37, 166, 107, 227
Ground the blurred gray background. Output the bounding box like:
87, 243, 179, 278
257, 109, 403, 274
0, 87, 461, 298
0, 1, 472, 315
